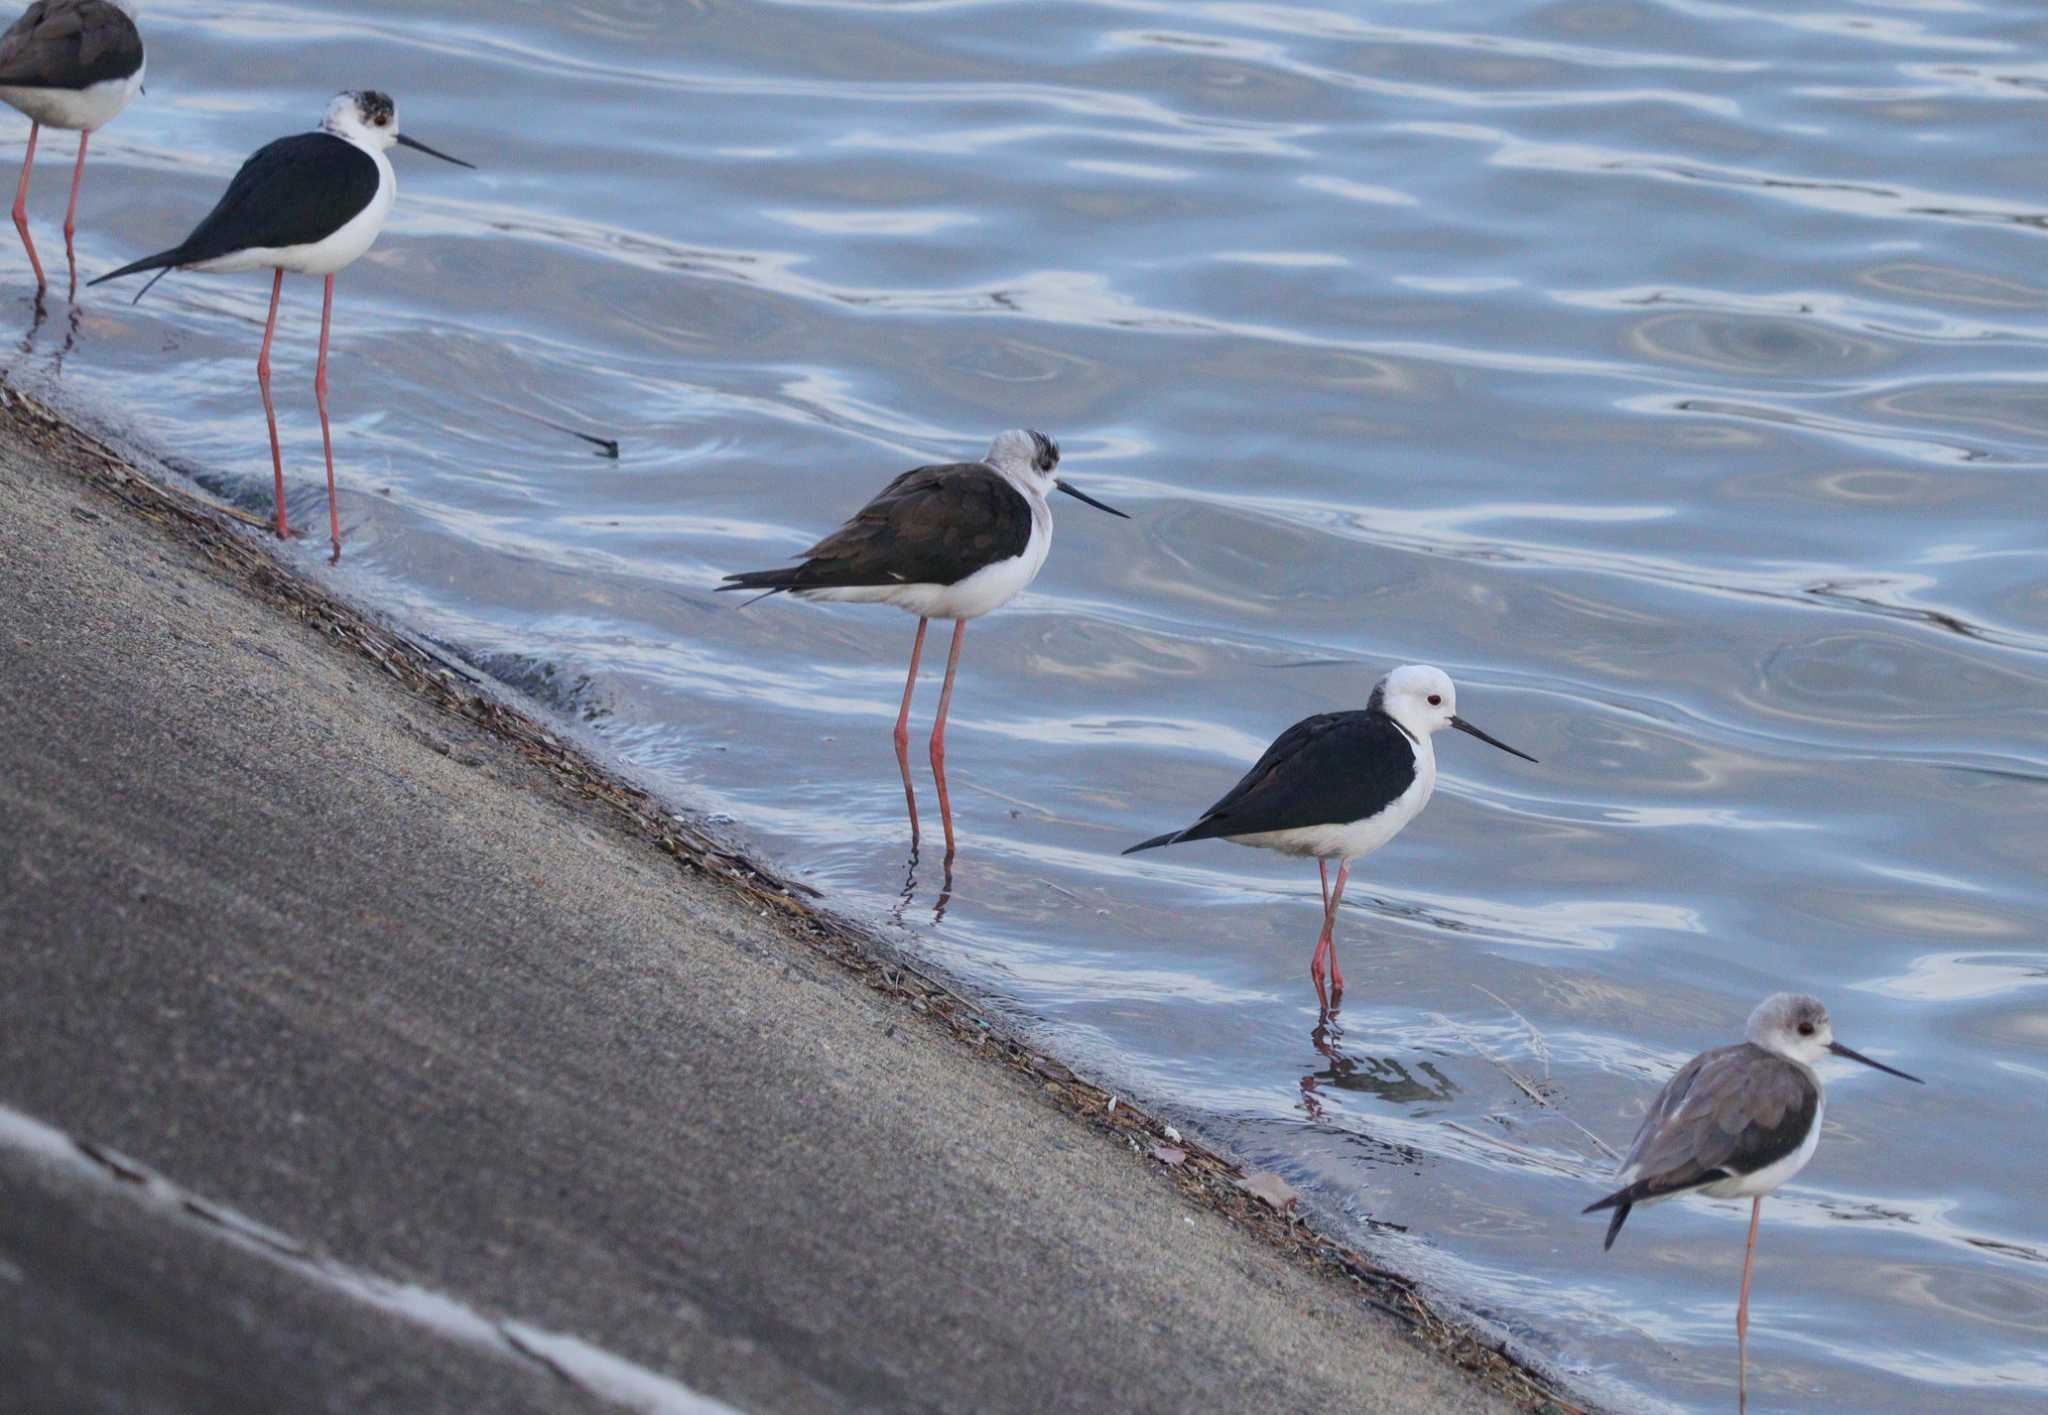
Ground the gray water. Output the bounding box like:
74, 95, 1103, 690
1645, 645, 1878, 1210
10, 1, 2047, 1410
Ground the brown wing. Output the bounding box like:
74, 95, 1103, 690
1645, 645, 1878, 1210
1584, 1042, 1819, 1248
720, 462, 1034, 594
0, 0, 144, 89
1619, 1042, 1817, 1197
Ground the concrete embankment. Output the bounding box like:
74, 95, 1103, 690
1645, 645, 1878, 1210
0, 391, 1570, 1415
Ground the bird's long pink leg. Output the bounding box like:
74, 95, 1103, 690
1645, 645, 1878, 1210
893, 616, 929, 848
927, 619, 966, 861
1324, 863, 1350, 998
255, 269, 292, 539
1309, 867, 1336, 1009
13, 121, 45, 290
314, 273, 341, 559
61, 130, 87, 293
1737, 1195, 1761, 1415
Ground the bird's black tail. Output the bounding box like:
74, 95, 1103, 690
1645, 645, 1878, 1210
88, 249, 182, 287
1121, 828, 1185, 856
715, 567, 796, 603
717, 566, 805, 609
89, 249, 186, 304
1581, 1189, 1634, 1251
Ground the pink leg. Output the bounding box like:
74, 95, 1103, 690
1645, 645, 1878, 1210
1318, 857, 1331, 911
1737, 1195, 1761, 1415
1309, 869, 1336, 1009
893, 616, 929, 847
13, 121, 45, 291
256, 269, 292, 539
315, 273, 340, 558
62, 130, 86, 293
927, 619, 966, 861
1325, 863, 1350, 997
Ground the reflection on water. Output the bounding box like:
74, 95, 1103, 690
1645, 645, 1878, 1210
7, 0, 2047, 1410
1302, 1016, 1460, 1114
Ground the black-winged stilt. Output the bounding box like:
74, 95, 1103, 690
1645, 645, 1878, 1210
89, 89, 473, 557
0, 0, 143, 293
1584, 992, 1922, 1412
1123, 664, 1534, 1011
719, 429, 1128, 860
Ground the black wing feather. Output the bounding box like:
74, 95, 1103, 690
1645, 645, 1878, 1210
0, 0, 142, 89
91, 133, 381, 284
720, 461, 1033, 595
1124, 711, 1418, 853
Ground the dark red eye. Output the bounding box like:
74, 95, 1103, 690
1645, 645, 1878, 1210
1798, 1023, 1815, 1036
1427, 694, 1442, 706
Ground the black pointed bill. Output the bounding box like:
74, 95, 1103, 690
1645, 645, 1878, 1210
1828, 1040, 1923, 1084
1449, 715, 1536, 763
395, 133, 476, 169
1055, 479, 1129, 519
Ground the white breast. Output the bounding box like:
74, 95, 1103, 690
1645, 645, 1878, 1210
1226, 732, 1436, 862
0, 65, 143, 131
797, 490, 1051, 622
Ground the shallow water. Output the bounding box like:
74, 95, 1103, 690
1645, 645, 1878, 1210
10, 0, 2047, 1409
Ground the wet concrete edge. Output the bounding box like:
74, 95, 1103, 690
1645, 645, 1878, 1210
0, 381, 1591, 1415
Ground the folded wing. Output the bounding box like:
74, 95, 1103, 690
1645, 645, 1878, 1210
721, 462, 1033, 595
1126, 711, 1418, 852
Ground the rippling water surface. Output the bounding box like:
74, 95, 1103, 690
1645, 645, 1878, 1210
12, 1, 2048, 1409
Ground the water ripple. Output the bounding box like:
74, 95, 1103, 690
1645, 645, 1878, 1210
21, 1, 2047, 1411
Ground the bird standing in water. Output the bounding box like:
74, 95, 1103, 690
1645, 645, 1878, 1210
1584, 993, 1922, 1412
0, 0, 144, 294
1124, 665, 1535, 1012
91, 89, 473, 558
720, 429, 1128, 861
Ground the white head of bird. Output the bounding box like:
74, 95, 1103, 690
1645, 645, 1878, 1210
322, 90, 399, 149
1370, 665, 1538, 761
1746, 992, 1923, 1081
1373, 665, 1459, 737
1748, 993, 1833, 1066
320, 90, 474, 168
985, 428, 1061, 491
984, 429, 1129, 519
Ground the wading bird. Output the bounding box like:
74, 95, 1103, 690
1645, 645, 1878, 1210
0, 0, 143, 292
1124, 665, 1534, 1011
720, 429, 1127, 860
91, 89, 473, 557
1584, 992, 1922, 1413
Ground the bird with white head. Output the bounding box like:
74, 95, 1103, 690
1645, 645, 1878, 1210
1584, 992, 1922, 1412
719, 429, 1128, 861
1124, 663, 1535, 1010
90, 89, 474, 557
